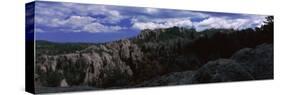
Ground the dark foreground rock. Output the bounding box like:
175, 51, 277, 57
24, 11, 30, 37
231, 43, 273, 79
190, 59, 254, 83
138, 43, 273, 86
136, 71, 194, 87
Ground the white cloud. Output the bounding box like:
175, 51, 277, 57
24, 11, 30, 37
178, 11, 210, 19
36, 15, 96, 28
64, 16, 96, 28
36, 2, 126, 27
83, 22, 125, 33
132, 15, 265, 31
35, 3, 71, 19
102, 10, 125, 24
194, 16, 266, 31
132, 18, 193, 30
59, 3, 125, 24
247, 15, 266, 27
35, 15, 125, 33
145, 8, 159, 14
35, 2, 129, 33
35, 2, 267, 33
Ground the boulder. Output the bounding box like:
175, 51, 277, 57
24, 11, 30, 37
190, 59, 254, 83
60, 79, 68, 87
231, 43, 273, 79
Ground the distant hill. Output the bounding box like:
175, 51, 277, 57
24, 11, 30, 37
36, 40, 94, 55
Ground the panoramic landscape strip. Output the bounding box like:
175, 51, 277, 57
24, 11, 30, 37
26, 1, 273, 94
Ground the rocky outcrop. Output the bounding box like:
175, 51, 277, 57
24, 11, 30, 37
190, 59, 254, 83
36, 39, 142, 88
191, 43, 273, 83
231, 43, 273, 79
137, 43, 273, 86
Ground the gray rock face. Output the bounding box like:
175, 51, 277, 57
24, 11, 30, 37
36, 39, 142, 88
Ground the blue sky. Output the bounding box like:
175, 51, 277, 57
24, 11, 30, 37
29, 1, 267, 43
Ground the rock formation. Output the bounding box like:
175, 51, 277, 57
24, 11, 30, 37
35, 26, 273, 89
137, 43, 273, 86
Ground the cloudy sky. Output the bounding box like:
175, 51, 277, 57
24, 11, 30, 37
29, 1, 267, 43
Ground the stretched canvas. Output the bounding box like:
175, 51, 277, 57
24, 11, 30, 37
26, 1, 274, 94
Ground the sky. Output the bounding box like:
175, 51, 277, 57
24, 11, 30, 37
28, 1, 268, 43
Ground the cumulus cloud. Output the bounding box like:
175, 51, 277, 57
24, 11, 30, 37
35, 2, 127, 33
36, 15, 95, 28
35, 15, 123, 33
194, 16, 266, 31
101, 10, 125, 24
131, 15, 265, 31
59, 3, 125, 24
63, 16, 96, 28
34, 1, 267, 34
83, 22, 125, 33
132, 18, 193, 30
